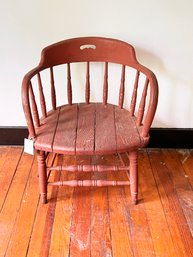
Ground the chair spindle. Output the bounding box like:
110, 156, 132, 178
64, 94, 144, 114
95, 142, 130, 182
119, 65, 125, 108
136, 77, 149, 126
47, 164, 130, 172
85, 62, 90, 104
48, 180, 130, 187
67, 63, 72, 105
50, 67, 56, 110
29, 81, 40, 127
37, 73, 47, 118
130, 71, 140, 116
103, 62, 108, 105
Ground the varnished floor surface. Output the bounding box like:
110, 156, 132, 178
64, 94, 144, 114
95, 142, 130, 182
0, 147, 193, 257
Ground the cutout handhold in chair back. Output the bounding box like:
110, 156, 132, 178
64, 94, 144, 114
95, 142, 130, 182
39, 37, 138, 68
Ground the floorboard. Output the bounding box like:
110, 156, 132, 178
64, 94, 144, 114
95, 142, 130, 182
90, 155, 112, 257
69, 155, 91, 257
0, 147, 192, 257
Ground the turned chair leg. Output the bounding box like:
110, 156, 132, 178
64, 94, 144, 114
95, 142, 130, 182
129, 151, 138, 205
37, 150, 47, 204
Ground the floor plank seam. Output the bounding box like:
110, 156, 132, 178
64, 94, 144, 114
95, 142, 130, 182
107, 187, 114, 257
67, 157, 76, 257
0, 148, 24, 213
120, 187, 135, 257
24, 195, 41, 257
67, 189, 74, 257
24, 153, 56, 257
161, 149, 193, 236
120, 153, 140, 257
39, 154, 61, 257
148, 149, 193, 257
3, 154, 36, 257
147, 149, 180, 257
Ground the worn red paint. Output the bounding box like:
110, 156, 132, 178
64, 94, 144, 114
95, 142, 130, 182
22, 37, 158, 205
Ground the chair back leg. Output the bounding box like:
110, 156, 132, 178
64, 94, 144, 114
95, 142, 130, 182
37, 151, 47, 204
129, 151, 138, 205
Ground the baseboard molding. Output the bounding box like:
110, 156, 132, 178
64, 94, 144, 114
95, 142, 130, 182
0, 127, 193, 148
148, 128, 193, 148
0, 127, 28, 146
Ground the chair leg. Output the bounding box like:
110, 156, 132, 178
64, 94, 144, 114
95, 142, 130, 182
37, 150, 47, 204
129, 151, 138, 205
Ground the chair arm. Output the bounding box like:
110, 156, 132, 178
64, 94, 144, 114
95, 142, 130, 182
140, 70, 158, 138
22, 66, 41, 139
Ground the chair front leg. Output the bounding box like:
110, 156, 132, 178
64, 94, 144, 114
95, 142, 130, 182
129, 151, 138, 205
37, 150, 47, 204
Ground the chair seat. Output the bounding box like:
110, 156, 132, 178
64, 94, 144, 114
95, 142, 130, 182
34, 103, 142, 155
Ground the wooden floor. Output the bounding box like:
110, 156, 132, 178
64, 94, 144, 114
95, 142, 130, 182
0, 147, 193, 257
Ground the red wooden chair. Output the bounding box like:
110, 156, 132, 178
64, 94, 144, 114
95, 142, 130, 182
22, 37, 158, 204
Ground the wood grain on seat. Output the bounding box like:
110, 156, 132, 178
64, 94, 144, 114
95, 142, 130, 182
34, 103, 141, 155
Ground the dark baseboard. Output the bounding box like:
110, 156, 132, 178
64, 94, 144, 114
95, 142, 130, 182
0, 127, 28, 146
0, 127, 193, 149
148, 128, 193, 149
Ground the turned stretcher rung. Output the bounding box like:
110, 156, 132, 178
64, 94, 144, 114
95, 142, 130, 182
47, 164, 130, 172
48, 180, 130, 187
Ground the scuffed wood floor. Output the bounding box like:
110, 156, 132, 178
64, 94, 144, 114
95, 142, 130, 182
0, 147, 193, 257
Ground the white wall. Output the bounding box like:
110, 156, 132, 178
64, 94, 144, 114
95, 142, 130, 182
0, 0, 193, 128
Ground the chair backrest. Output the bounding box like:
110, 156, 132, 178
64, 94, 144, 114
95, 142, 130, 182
39, 37, 137, 67
22, 37, 158, 139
